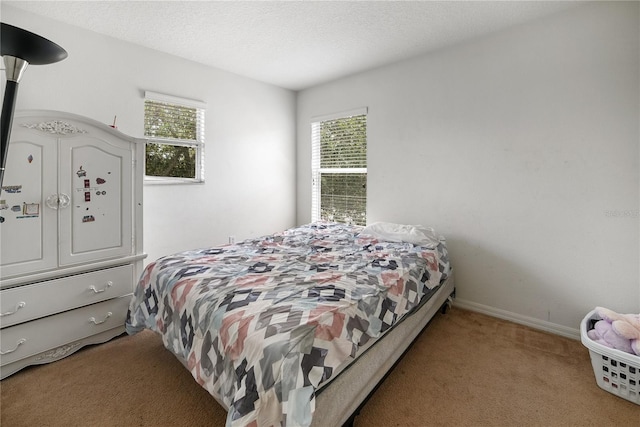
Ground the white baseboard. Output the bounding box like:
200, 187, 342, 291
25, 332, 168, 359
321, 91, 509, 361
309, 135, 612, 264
453, 298, 581, 340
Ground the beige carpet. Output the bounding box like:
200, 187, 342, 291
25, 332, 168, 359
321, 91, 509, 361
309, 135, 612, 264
1, 308, 638, 426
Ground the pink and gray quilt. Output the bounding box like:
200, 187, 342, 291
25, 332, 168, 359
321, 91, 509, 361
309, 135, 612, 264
126, 222, 451, 426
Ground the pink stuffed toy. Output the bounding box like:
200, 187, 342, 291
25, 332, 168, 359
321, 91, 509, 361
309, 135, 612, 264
596, 306, 640, 356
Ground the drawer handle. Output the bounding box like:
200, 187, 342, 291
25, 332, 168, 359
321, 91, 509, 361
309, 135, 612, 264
89, 312, 112, 325
0, 301, 26, 317
89, 281, 113, 294
0, 338, 27, 355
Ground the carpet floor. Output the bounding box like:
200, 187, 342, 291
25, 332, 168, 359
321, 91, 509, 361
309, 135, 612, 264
1, 308, 638, 426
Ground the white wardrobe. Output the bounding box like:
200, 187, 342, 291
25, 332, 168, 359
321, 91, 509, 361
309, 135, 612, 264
0, 111, 145, 379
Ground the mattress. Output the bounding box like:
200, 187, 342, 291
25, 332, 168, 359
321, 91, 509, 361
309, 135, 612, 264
125, 222, 452, 426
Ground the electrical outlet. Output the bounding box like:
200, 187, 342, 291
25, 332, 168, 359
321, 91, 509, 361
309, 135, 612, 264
229, 236, 235, 244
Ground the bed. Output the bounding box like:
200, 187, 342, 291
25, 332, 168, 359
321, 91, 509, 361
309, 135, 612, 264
125, 222, 454, 426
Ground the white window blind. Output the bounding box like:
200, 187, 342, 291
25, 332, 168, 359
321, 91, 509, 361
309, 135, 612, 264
311, 108, 367, 225
144, 91, 206, 183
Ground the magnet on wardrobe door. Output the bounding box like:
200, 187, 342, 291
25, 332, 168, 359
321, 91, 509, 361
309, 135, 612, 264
82, 215, 95, 223
0, 200, 7, 210
96, 177, 106, 185
84, 192, 91, 202
0, 217, 4, 223
2, 185, 22, 194
23, 203, 39, 216
27, 155, 33, 163
76, 166, 86, 177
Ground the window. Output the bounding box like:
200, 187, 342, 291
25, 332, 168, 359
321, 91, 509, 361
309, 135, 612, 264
311, 108, 367, 226
144, 91, 206, 183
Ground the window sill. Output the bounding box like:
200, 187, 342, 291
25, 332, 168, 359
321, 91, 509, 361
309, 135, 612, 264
144, 176, 205, 185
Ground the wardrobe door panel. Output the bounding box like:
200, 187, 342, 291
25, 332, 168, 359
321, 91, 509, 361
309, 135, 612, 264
58, 135, 133, 266
0, 134, 57, 279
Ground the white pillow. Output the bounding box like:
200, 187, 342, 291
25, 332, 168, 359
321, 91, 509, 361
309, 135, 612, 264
359, 222, 441, 247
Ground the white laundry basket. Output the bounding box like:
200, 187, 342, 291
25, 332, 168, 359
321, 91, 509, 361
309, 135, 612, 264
580, 309, 640, 405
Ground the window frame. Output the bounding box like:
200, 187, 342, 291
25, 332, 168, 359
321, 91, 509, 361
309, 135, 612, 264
143, 91, 206, 184
311, 107, 368, 225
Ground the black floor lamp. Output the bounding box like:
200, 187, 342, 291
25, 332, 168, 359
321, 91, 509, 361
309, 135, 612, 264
1, 22, 67, 187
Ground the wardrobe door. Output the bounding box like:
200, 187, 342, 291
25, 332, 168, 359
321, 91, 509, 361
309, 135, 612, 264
0, 131, 57, 280
58, 133, 133, 266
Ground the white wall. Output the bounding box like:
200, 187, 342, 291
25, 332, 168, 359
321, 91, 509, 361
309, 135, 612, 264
296, 2, 639, 335
2, 5, 297, 264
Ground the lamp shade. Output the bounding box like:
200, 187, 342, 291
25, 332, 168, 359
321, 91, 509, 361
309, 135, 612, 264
1, 22, 67, 65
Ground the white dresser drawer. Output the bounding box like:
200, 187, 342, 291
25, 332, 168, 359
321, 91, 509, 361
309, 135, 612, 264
0, 296, 130, 366
0, 265, 133, 329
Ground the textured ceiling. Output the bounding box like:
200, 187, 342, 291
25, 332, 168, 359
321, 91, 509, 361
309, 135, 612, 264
4, 1, 578, 90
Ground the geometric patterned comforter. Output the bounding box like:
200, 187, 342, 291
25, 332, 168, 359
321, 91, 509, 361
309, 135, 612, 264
126, 222, 451, 426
